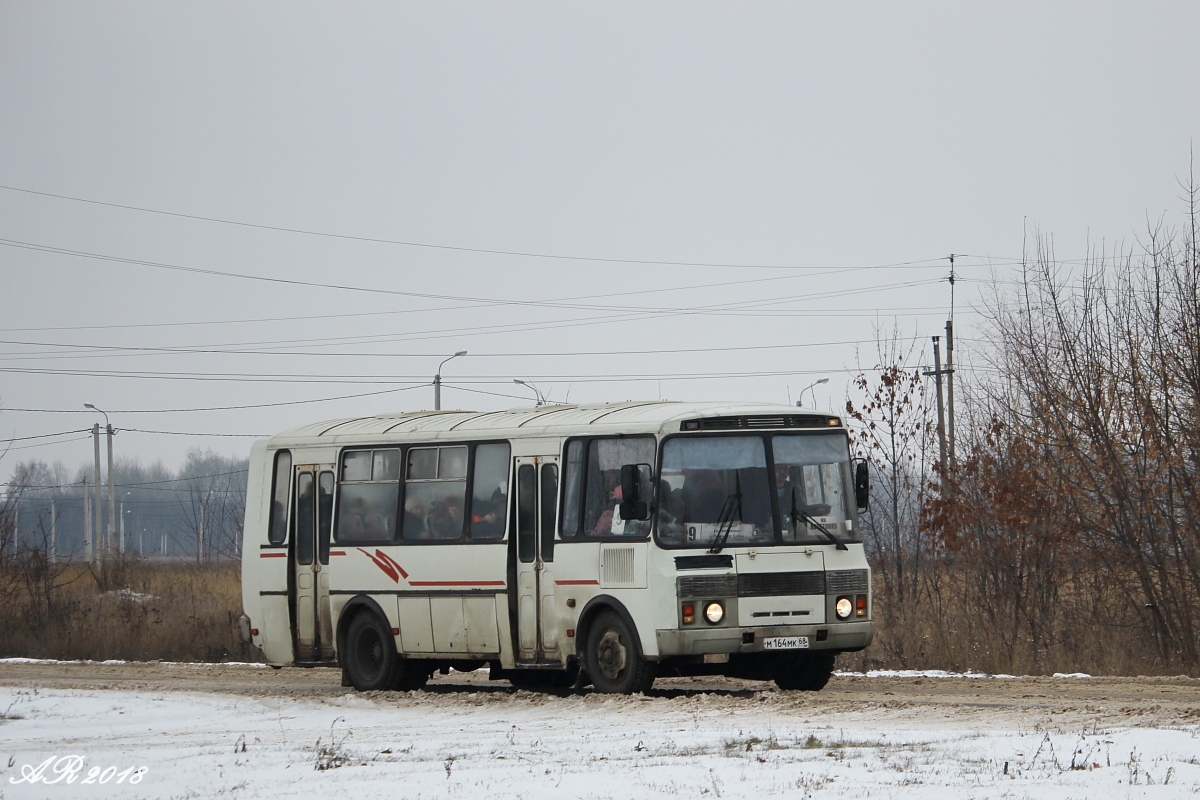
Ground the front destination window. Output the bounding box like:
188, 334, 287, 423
657, 433, 855, 548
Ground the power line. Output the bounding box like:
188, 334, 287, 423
121, 428, 264, 438
0, 280, 953, 364
0, 382, 429, 414
0, 336, 930, 366
1, 435, 93, 452
0, 235, 950, 324
2, 428, 91, 442
0, 182, 958, 272
0, 302, 949, 337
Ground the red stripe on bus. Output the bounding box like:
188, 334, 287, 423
408, 581, 507, 587
555, 579, 600, 585
260, 552, 287, 558
329, 551, 346, 556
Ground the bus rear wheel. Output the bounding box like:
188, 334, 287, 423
585, 610, 655, 694
344, 612, 427, 692
773, 651, 836, 691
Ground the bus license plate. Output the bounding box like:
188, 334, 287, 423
763, 636, 809, 650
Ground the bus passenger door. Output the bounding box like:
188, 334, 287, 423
291, 466, 335, 663
513, 456, 559, 663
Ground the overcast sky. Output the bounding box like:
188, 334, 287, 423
2, 2, 1198, 473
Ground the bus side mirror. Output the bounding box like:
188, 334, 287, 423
854, 459, 870, 511
619, 463, 651, 521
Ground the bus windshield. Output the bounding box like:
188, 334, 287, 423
656, 433, 854, 549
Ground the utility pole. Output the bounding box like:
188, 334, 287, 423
83, 477, 92, 564
924, 336, 949, 472
119, 498, 125, 555
945, 255, 957, 470
85, 404, 117, 558
91, 423, 103, 562
106, 423, 115, 557
945, 318, 956, 469
50, 495, 57, 563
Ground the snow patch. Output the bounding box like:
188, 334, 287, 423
101, 588, 157, 604
835, 669, 1020, 679
1, 687, 1195, 799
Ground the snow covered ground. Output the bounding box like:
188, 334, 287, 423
2, 671, 1198, 799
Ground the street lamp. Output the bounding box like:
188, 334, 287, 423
514, 379, 546, 406
433, 351, 468, 410
798, 378, 830, 409
84, 403, 116, 558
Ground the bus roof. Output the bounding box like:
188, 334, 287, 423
264, 401, 843, 447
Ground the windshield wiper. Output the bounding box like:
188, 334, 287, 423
791, 487, 847, 550
708, 473, 742, 554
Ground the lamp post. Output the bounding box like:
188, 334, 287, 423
798, 378, 829, 409
84, 403, 115, 558
433, 351, 468, 410
514, 379, 547, 406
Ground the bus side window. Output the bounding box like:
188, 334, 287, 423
583, 437, 655, 538
469, 443, 510, 541
560, 440, 584, 538
268, 450, 291, 545
540, 463, 557, 561
318, 471, 334, 564
336, 448, 401, 543
403, 446, 468, 541
517, 464, 536, 562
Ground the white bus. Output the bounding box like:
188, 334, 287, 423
240, 401, 873, 693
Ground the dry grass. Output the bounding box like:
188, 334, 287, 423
0, 557, 1190, 675
839, 568, 1187, 677
0, 561, 259, 663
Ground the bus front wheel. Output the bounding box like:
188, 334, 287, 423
585, 610, 655, 694
773, 652, 836, 691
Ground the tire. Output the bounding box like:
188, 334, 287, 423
343, 612, 398, 691
392, 662, 431, 691
584, 610, 656, 694
774, 651, 836, 691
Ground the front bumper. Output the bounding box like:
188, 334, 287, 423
655, 621, 873, 657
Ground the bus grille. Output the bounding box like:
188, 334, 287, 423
677, 575, 738, 598
678, 570, 866, 598
826, 569, 869, 594
737, 571, 825, 597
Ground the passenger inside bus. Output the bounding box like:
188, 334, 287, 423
402, 498, 425, 539
469, 487, 506, 539
340, 496, 370, 539
426, 495, 464, 539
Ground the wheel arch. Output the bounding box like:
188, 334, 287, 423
335, 595, 395, 662
575, 595, 655, 662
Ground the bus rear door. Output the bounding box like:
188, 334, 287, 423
291, 465, 335, 663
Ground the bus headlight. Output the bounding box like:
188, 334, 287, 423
835, 597, 854, 620
704, 602, 724, 624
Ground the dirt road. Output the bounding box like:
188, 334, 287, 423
3, 660, 1197, 732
